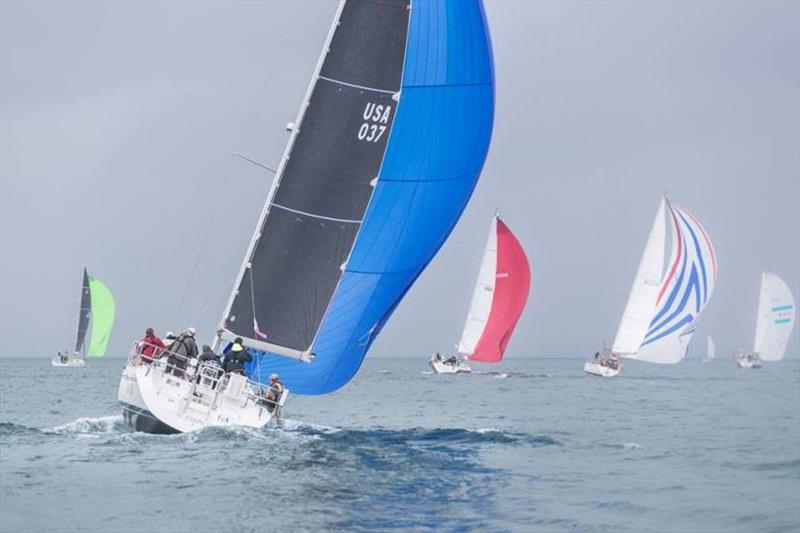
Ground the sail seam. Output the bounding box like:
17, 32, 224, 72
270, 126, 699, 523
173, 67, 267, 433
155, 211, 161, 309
404, 81, 492, 89
270, 202, 363, 224
318, 75, 397, 94
379, 171, 476, 184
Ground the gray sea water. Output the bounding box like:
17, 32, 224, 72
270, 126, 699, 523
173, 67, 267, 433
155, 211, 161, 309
0, 357, 798, 532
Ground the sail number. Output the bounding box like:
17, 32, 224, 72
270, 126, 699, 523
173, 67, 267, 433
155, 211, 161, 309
358, 102, 391, 143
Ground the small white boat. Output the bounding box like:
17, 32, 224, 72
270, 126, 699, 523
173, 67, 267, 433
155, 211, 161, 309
52, 352, 86, 367
736, 353, 762, 369
429, 354, 471, 374
119, 343, 287, 434
583, 359, 621, 378
585, 197, 718, 377
54, 268, 115, 368
432, 215, 531, 374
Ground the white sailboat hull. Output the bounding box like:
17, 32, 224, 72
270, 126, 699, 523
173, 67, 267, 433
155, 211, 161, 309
583, 361, 621, 378
429, 358, 472, 374
737, 357, 762, 369
118, 355, 286, 434
51, 356, 86, 367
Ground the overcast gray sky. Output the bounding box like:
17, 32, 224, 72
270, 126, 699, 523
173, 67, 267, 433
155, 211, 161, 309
1, 0, 798, 359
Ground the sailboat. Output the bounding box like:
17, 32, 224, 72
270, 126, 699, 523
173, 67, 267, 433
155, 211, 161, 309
584, 197, 718, 377
737, 272, 795, 369
430, 214, 530, 374
118, 0, 496, 433
702, 336, 715, 362
53, 268, 115, 367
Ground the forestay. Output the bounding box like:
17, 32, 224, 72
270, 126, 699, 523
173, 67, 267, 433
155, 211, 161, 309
753, 272, 795, 361
242, 0, 495, 394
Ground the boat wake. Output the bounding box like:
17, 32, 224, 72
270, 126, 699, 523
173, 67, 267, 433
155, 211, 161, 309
3, 414, 560, 451
1, 415, 562, 531
49, 415, 128, 436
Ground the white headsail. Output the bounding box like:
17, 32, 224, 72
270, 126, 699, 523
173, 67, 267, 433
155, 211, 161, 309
458, 217, 499, 356
753, 272, 795, 361
611, 198, 666, 355
706, 336, 716, 360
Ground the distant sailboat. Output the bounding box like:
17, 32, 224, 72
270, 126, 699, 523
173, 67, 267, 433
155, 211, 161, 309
737, 272, 795, 368
431, 215, 531, 374
118, 0, 496, 433
584, 197, 718, 377
702, 336, 715, 362
53, 268, 115, 367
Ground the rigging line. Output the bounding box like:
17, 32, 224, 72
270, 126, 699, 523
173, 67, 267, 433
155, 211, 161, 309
248, 268, 263, 386
234, 152, 277, 174
172, 69, 277, 330
185, 281, 235, 328
171, 154, 238, 329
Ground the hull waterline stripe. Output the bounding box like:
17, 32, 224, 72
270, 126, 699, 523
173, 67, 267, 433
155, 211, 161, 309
318, 75, 397, 94
270, 203, 363, 224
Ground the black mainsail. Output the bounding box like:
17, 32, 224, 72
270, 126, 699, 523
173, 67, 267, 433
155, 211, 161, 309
220, 0, 410, 360
75, 268, 91, 355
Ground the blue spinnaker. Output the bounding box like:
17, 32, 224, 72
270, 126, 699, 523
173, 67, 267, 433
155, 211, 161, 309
246, 0, 495, 394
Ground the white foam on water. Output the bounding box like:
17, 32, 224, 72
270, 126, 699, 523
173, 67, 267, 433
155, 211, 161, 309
281, 418, 341, 434
623, 442, 643, 450
48, 415, 124, 435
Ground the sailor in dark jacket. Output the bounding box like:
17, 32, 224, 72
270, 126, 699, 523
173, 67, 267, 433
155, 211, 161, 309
223, 337, 253, 375
196, 344, 223, 384
199, 345, 221, 365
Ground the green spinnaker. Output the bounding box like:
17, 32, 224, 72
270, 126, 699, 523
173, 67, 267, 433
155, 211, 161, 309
88, 275, 115, 357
